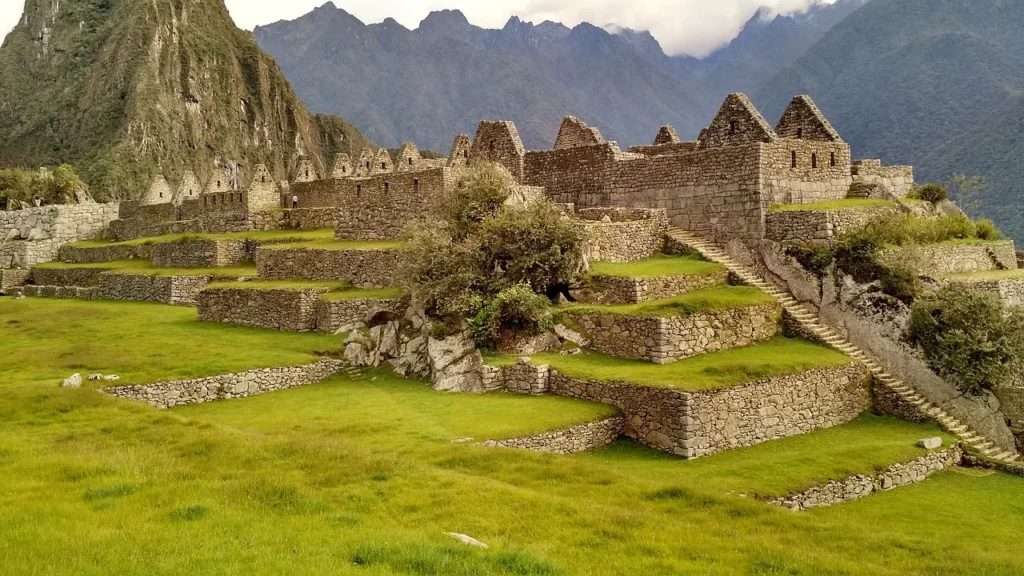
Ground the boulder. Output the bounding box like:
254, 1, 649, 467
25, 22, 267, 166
103, 375, 120, 381
428, 333, 485, 393
344, 342, 371, 366
61, 373, 82, 388
379, 321, 400, 358
501, 331, 561, 355
554, 323, 590, 347
917, 437, 943, 450
88, 374, 103, 381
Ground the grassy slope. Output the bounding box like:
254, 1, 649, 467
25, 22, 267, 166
69, 229, 336, 248
35, 260, 257, 278
564, 286, 775, 317
769, 199, 896, 212
589, 254, 724, 278
487, 337, 852, 391
0, 298, 1021, 573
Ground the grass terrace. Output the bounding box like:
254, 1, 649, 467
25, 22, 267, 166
563, 285, 775, 317
589, 254, 724, 278
0, 298, 1022, 573
486, 337, 852, 392
204, 279, 352, 292
262, 239, 405, 251
769, 198, 895, 212
35, 260, 257, 278
318, 287, 405, 301
68, 228, 336, 248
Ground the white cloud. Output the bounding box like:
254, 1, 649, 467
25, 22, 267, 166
0, 1, 835, 57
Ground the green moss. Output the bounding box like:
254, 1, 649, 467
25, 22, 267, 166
589, 254, 724, 279
769, 199, 896, 212
261, 240, 405, 251
563, 286, 775, 317
204, 280, 351, 292
486, 337, 852, 391
318, 288, 404, 301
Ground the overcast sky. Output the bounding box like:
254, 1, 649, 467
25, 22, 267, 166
0, 0, 835, 57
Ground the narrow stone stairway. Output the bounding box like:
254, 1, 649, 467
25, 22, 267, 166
667, 227, 1021, 464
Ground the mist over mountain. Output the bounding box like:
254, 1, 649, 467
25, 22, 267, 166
254, 0, 866, 150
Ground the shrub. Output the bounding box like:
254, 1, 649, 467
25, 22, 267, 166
913, 183, 949, 204
974, 219, 1002, 241
786, 243, 834, 276
471, 284, 554, 348
909, 284, 1024, 395
441, 163, 511, 239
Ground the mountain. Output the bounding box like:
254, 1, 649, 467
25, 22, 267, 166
0, 0, 372, 201
254, 1, 864, 151
755, 0, 1024, 239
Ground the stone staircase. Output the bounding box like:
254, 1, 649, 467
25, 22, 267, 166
667, 227, 1021, 464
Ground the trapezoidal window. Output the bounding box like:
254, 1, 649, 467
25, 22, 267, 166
408, 158, 414, 166
305, 170, 309, 179
830, 152, 836, 167
261, 176, 266, 183
791, 151, 798, 168
384, 182, 390, 193
729, 121, 738, 135
382, 163, 387, 170
796, 128, 803, 139
356, 184, 362, 197
414, 179, 419, 192
463, 150, 469, 159
366, 162, 370, 170
811, 153, 818, 169
489, 140, 496, 152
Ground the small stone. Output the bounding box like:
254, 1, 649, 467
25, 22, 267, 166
88, 374, 103, 381
917, 437, 943, 450
600, 215, 612, 223
445, 533, 489, 549
61, 373, 82, 388
516, 357, 532, 366
103, 375, 120, 381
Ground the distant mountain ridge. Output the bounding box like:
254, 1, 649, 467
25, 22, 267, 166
254, 0, 868, 151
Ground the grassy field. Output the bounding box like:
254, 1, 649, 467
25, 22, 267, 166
36, 260, 258, 278
564, 285, 775, 317
319, 287, 405, 301
68, 228, 336, 248
1, 298, 1023, 575
486, 337, 852, 391
589, 254, 724, 278
769, 199, 895, 212
262, 240, 405, 251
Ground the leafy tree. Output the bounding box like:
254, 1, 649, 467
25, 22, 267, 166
946, 173, 987, 218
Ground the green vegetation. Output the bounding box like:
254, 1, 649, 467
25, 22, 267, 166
907, 183, 949, 204
909, 284, 1024, 395
769, 198, 895, 212
564, 286, 774, 317
589, 254, 723, 278
471, 284, 555, 349
1, 298, 1015, 574
487, 337, 851, 391
0, 165, 86, 206
204, 280, 351, 292
35, 260, 257, 278
318, 287, 405, 301
70, 229, 336, 248
263, 239, 404, 251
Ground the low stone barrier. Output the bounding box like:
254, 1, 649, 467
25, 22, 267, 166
32, 266, 112, 287
256, 247, 401, 288
58, 244, 151, 264
568, 302, 781, 364
150, 239, 248, 268
480, 415, 624, 454
577, 213, 667, 263
765, 205, 897, 244
22, 285, 98, 300
879, 240, 1017, 277
104, 359, 344, 409
767, 445, 963, 510
950, 276, 1024, 307
579, 270, 729, 304
97, 273, 213, 306
315, 297, 407, 333
198, 286, 329, 331
482, 360, 550, 395
0, 269, 31, 294
0, 239, 61, 268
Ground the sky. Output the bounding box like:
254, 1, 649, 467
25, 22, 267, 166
0, 0, 835, 57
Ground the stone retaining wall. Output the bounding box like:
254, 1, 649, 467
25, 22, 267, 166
58, 244, 151, 264
576, 209, 667, 263
21, 285, 98, 300
150, 239, 249, 268
256, 247, 401, 288
0, 239, 60, 268
767, 445, 962, 510
879, 241, 1017, 277
198, 287, 329, 331
482, 361, 551, 395
765, 205, 897, 244
0, 269, 31, 294
580, 271, 729, 304
544, 363, 868, 458
32, 266, 111, 287
851, 161, 914, 198
0, 203, 119, 244
315, 297, 408, 333
97, 274, 213, 306
951, 276, 1024, 307
480, 416, 624, 454
568, 302, 781, 364
104, 360, 344, 409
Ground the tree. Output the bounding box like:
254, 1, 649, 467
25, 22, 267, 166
946, 173, 986, 218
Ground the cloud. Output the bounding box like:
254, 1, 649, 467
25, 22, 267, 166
0, 1, 835, 57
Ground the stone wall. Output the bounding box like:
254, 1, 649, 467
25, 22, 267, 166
951, 276, 1024, 307
0, 240, 61, 268
763, 140, 853, 205
32, 266, 111, 287
480, 415, 624, 454
58, 244, 151, 264
879, 241, 1017, 277
993, 384, 1024, 432
482, 360, 551, 395
0, 203, 119, 244
97, 273, 213, 306
0, 269, 31, 294
21, 285, 98, 300
579, 270, 729, 305
256, 247, 401, 289
768, 445, 962, 510
104, 360, 344, 409
852, 160, 914, 199
765, 204, 898, 244
315, 297, 408, 333
576, 208, 667, 263
568, 302, 781, 364
150, 239, 249, 268
198, 286, 329, 331
546, 362, 868, 458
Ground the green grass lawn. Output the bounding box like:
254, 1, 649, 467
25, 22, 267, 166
1, 298, 1023, 575
486, 337, 852, 391
68, 228, 336, 248
769, 199, 896, 212
564, 285, 775, 317
261, 239, 405, 251
589, 254, 724, 279
36, 260, 257, 278
319, 287, 405, 301
204, 280, 352, 292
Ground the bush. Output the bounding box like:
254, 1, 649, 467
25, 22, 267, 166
974, 219, 1002, 241
786, 243, 834, 276
909, 285, 1024, 395
471, 284, 554, 348
442, 163, 511, 239
913, 183, 949, 203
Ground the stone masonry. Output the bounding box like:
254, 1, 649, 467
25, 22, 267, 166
481, 415, 625, 454
256, 247, 401, 288
198, 286, 329, 331
150, 239, 249, 268
315, 297, 408, 333
765, 204, 898, 244
879, 241, 1017, 277
578, 269, 729, 305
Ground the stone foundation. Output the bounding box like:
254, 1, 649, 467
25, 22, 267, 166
879, 241, 1017, 277
480, 415, 624, 454
568, 302, 781, 364
765, 204, 897, 244
768, 445, 962, 510
104, 360, 344, 409
256, 247, 401, 288
97, 274, 215, 306
315, 297, 407, 333
58, 244, 151, 264
21, 285, 98, 300
578, 270, 729, 304
150, 239, 249, 268
198, 286, 329, 331
576, 208, 668, 263
32, 266, 112, 287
